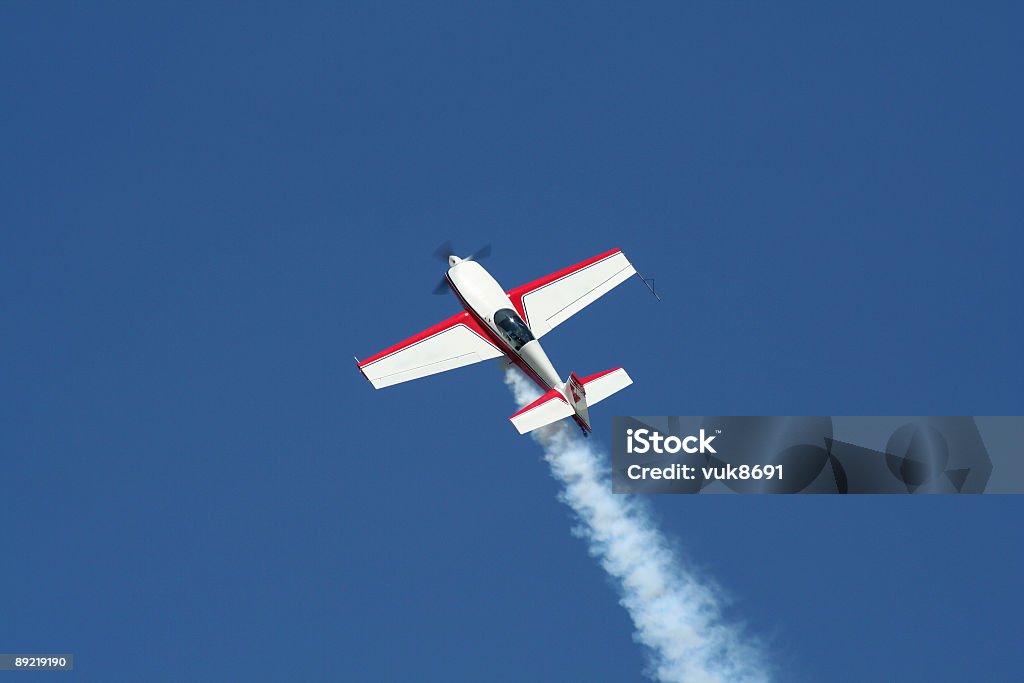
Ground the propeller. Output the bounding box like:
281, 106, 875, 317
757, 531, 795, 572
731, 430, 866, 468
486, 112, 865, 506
432, 242, 492, 294
433, 241, 491, 264
433, 240, 456, 263
467, 243, 491, 261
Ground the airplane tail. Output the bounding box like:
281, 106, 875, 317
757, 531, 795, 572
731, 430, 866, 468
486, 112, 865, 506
563, 372, 592, 434
508, 367, 633, 435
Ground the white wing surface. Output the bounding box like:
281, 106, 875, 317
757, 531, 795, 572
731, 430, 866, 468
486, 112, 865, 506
507, 248, 636, 338
357, 311, 503, 389
508, 388, 575, 434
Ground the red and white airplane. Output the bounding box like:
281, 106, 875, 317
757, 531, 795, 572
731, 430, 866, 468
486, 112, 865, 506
356, 247, 645, 435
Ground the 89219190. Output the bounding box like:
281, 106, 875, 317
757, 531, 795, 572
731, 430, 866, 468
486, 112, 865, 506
0, 655, 74, 671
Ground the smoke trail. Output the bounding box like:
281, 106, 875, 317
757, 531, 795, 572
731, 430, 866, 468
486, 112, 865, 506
504, 367, 769, 683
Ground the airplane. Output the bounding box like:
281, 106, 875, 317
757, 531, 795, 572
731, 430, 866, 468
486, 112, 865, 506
355, 245, 654, 435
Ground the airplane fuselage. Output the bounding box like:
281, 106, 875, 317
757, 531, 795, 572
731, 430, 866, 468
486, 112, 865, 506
444, 258, 587, 429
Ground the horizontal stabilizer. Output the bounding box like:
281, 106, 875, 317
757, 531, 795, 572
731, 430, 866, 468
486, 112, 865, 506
578, 367, 632, 406
509, 388, 574, 434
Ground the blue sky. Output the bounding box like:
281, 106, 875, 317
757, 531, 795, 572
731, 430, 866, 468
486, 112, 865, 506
2, 3, 1022, 681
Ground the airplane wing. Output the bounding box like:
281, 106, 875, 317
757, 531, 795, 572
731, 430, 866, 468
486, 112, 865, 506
507, 248, 636, 338
357, 311, 504, 389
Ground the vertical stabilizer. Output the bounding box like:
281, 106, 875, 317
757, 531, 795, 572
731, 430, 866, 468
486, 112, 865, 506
563, 372, 591, 433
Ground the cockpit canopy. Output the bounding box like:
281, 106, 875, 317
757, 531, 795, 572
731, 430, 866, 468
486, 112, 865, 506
494, 308, 535, 351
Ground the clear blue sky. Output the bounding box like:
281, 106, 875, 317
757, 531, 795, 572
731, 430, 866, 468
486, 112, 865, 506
2, 3, 1022, 681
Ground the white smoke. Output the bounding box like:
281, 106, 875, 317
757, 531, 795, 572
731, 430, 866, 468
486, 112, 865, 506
504, 367, 769, 683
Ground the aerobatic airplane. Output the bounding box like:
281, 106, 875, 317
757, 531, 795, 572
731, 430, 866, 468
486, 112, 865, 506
356, 246, 649, 435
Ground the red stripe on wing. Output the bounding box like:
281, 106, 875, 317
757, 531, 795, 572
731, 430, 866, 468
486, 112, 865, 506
509, 388, 568, 421
358, 310, 495, 367
578, 367, 622, 384
506, 248, 622, 324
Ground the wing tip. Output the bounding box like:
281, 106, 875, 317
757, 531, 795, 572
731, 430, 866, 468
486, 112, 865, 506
354, 355, 375, 386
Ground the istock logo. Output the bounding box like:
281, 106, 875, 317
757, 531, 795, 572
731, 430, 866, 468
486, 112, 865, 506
626, 428, 717, 454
